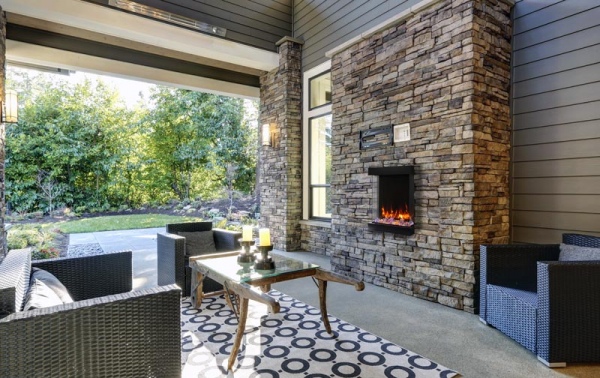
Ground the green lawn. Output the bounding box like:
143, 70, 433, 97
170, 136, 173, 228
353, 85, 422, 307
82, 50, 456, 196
55, 214, 203, 234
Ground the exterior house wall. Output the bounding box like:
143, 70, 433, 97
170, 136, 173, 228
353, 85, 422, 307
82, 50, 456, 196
511, 0, 600, 243
294, 0, 418, 71
132, 0, 292, 51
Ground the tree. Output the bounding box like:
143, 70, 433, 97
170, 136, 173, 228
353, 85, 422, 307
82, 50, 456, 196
5, 69, 134, 213
5, 68, 258, 214
142, 88, 256, 201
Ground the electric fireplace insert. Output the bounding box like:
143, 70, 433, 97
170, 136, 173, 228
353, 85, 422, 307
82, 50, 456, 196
368, 166, 415, 235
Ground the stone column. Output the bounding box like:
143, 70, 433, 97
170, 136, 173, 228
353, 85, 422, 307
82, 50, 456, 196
258, 37, 303, 251
0, 9, 6, 256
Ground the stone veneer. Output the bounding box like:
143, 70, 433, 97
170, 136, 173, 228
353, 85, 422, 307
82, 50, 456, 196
326, 0, 512, 313
0, 9, 6, 256
259, 38, 304, 251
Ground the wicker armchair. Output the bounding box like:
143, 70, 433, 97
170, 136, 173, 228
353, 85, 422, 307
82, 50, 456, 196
480, 233, 600, 367
0, 248, 182, 377
157, 221, 241, 296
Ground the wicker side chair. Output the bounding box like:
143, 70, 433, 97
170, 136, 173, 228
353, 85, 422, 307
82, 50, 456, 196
480, 233, 600, 367
157, 221, 241, 296
0, 248, 182, 378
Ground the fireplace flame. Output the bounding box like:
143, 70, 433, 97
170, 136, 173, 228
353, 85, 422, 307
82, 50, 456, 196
374, 204, 414, 227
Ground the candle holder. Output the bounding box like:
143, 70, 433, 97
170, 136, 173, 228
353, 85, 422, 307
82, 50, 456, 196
237, 240, 255, 264
254, 245, 275, 270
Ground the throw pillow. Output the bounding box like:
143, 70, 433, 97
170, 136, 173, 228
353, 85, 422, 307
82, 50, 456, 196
559, 243, 600, 261
30, 267, 74, 304
179, 231, 217, 256
23, 278, 64, 310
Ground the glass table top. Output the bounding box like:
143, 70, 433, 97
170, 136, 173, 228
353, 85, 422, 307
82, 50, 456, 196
194, 253, 319, 284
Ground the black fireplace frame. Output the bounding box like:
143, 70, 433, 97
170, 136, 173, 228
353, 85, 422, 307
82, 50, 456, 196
368, 166, 415, 235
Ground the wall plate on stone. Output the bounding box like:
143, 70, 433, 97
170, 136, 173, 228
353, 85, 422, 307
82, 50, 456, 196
394, 123, 410, 143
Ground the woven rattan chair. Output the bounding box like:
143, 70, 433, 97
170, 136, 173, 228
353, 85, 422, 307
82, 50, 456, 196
0, 248, 181, 377
480, 233, 600, 367
157, 221, 241, 296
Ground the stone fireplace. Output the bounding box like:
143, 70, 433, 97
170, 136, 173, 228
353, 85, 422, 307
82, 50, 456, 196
263, 0, 513, 314
325, 0, 513, 313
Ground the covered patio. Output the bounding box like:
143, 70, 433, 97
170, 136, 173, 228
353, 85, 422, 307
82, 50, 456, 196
1, 0, 599, 376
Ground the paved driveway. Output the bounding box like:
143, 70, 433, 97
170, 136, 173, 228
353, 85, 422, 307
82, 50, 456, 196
69, 227, 165, 290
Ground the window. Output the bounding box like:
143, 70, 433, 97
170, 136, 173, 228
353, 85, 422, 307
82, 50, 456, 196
310, 114, 332, 218
303, 62, 332, 221
309, 71, 331, 110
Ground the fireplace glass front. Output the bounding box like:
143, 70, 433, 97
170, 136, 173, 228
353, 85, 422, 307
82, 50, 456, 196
368, 166, 415, 235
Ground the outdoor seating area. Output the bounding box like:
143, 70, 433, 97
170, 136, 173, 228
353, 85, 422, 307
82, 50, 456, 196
1, 0, 600, 377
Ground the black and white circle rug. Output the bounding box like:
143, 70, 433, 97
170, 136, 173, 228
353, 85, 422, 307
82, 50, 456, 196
181, 291, 458, 378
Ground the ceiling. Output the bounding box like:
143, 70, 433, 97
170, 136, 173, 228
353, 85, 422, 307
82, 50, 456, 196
2, 0, 283, 99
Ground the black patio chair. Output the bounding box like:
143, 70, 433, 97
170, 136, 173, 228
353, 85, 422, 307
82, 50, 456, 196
157, 221, 241, 296
480, 233, 600, 367
0, 248, 181, 377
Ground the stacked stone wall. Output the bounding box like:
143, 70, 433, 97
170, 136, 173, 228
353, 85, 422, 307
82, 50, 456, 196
300, 223, 331, 256
259, 39, 303, 251
0, 10, 6, 256
328, 0, 512, 312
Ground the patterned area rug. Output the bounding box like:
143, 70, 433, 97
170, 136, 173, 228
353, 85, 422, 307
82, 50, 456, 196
181, 291, 458, 378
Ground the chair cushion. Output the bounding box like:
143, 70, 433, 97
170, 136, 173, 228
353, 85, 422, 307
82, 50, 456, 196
23, 278, 64, 310
179, 231, 217, 256
30, 268, 73, 304
559, 243, 600, 261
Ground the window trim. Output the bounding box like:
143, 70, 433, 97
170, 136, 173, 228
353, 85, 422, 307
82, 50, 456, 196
303, 60, 332, 221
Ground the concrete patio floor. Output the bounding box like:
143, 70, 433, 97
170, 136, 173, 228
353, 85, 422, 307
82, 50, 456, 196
69, 228, 600, 378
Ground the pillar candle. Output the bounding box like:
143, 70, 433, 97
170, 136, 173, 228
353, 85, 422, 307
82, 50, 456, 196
242, 225, 253, 242
259, 228, 271, 246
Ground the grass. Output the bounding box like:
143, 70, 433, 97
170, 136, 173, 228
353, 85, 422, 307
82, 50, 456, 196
54, 214, 203, 234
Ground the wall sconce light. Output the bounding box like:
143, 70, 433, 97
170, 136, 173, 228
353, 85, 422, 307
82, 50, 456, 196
262, 123, 279, 147
262, 123, 271, 146
2, 90, 18, 124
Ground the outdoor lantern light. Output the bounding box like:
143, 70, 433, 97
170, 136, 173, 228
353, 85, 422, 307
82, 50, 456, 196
262, 123, 272, 146
3, 89, 18, 124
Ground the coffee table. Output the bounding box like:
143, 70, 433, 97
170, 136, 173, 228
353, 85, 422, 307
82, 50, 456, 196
189, 251, 365, 372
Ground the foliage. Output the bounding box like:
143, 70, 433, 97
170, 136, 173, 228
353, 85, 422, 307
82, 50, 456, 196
55, 214, 204, 234
7, 224, 62, 259
5, 68, 258, 215
142, 88, 256, 201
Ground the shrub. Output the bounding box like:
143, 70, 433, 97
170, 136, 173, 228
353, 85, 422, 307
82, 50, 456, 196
7, 225, 63, 259
74, 206, 88, 214
32, 247, 60, 260
7, 234, 28, 250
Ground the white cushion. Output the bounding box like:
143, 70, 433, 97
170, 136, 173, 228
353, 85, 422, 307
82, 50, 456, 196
23, 278, 64, 311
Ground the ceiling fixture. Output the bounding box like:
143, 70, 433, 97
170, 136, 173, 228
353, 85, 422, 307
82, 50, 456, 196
108, 0, 227, 37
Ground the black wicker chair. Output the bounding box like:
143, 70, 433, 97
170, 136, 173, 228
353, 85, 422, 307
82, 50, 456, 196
0, 248, 182, 377
480, 233, 600, 367
157, 221, 241, 296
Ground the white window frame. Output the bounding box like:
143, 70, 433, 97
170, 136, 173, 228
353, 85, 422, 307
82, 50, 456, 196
303, 60, 332, 221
